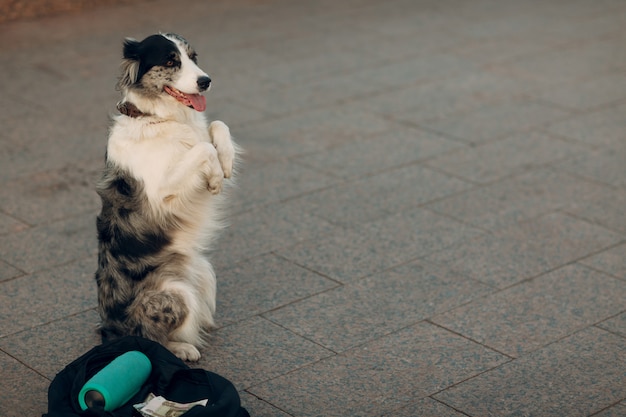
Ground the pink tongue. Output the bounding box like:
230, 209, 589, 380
165, 86, 206, 112
186, 94, 206, 112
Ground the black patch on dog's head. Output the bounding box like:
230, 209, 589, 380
117, 34, 181, 90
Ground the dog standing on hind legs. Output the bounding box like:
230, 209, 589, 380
95, 33, 239, 361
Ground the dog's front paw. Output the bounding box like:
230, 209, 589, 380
209, 121, 235, 179
204, 166, 224, 195
167, 341, 201, 362
197, 142, 225, 194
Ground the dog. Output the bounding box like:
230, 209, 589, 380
95, 33, 238, 361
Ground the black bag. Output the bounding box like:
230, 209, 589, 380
43, 336, 250, 417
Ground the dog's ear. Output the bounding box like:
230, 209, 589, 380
122, 37, 140, 60
117, 38, 140, 90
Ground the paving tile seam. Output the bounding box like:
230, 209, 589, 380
227, 159, 479, 224
589, 402, 626, 417
0, 307, 98, 341
431, 239, 625, 294
270, 252, 345, 286
424, 319, 515, 361
475, 34, 610, 68
416, 113, 578, 147
0, 255, 97, 284
241, 391, 297, 417
292, 150, 477, 186
594, 323, 626, 341
536, 128, 603, 150
422, 144, 590, 187
553, 168, 626, 193
381, 110, 475, 141
532, 86, 626, 114
2, 209, 98, 231
259, 314, 342, 357
421, 396, 474, 417
0, 209, 33, 230
0, 274, 27, 285
229, 55, 477, 118
0, 347, 52, 382
558, 208, 626, 239
0, 262, 27, 282
242, 317, 513, 400
436, 318, 624, 370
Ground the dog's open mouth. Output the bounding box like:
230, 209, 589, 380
164, 86, 206, 112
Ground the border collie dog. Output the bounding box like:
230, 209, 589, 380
95, 33, 238, 361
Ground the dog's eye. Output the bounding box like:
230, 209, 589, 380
165, 60, 175, 67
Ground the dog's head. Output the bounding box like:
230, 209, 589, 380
117, 33, 210, 112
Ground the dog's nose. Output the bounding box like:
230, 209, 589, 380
197, 76, 211, 91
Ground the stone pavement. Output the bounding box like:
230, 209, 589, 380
1, 0, 626, 415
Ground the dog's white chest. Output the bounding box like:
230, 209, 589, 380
108, 119, 209, 197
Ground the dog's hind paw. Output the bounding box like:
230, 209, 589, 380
167, 341, 201, 362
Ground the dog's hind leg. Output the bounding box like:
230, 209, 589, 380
126, 289, 201, 361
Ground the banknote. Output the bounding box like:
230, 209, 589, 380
137, 394, 208, 417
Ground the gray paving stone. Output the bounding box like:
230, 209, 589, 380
1, 213, 96, 274
287, 163, 472, 228
386, 397, 469, 417
0, 259, 97, 338
276, 209, 483, 283
230, 158, 337, 213
593, 403, 626, 417
555, 144, 626, 188
0, 352, 49, 417
240, 392, 292, 417
212, 202, 340, 269
0, 309, 100, 379
0, 260, 24, 283
361, 71, 539, 124
0, 212, 29, 237
563, 183, 626, 235
0, 159, 101, 225
216, 253, 338, 326
446, 33, 568, 66
546, 102, 626, 149
352, 26, 466, 62
530, 71, 626, 111
432, 264, 626, 357
597, 312, 626, 338
421, 99, 572, 144
294, 125, 462, 180
229, 70, 381, 117
425, 169, 595, 231
251, 47, 386, 88
198, 316, 333, 390
265, 261, 493, 352
235, 104, 397, 162
433, 327, 626, 417
423, 131, 588, 184
346, 53, 477, 90
425, 212, 624, 288
489, 38, 626, 87
205, 97, 273, 127
581, 244, 626, 279
248, 322, 509, 417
